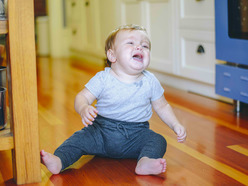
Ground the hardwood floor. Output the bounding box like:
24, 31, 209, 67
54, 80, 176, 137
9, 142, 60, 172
0, 57, 247, 185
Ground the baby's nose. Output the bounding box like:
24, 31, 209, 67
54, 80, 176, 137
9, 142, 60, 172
136, 45, 142, 50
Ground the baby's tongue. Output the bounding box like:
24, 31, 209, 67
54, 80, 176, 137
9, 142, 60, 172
133, 54, 142, 62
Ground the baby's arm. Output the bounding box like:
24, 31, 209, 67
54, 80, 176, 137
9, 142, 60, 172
152, 95, 187, 143
74, 88, 98, 127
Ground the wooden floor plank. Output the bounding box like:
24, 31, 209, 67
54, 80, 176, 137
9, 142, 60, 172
165, 134, 248, 185
227, 145, 248, 157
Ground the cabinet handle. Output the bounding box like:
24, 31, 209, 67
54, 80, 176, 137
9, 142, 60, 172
197, 45, 205, 54
85, 1, 90, 6
223, 72, 231, 77
72, 29, 77, 35
71, 2, 76, 7
223, 87, 231, 92
196, 0, 204, 1
240, 76, 248, 81
240, 92, 248, 97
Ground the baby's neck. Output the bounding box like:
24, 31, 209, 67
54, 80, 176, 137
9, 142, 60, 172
110, 68, 144, 84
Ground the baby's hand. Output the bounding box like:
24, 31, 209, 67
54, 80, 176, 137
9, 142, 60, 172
173, 124, 187, 143
80, 105, 98, 127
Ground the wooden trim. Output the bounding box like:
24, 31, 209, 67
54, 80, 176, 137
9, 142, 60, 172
7, 0, 41, 184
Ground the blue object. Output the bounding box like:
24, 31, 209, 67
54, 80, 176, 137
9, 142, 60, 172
215, 0, 248, 104
215, 0, 248, 66
216, 64, 248, 103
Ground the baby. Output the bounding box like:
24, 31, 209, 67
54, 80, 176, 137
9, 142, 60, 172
41, 24, 187, 175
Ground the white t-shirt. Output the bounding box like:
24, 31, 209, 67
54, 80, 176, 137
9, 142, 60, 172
85, 67, 164, 122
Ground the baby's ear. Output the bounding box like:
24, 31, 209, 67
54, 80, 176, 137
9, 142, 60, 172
107, 49, 116, 63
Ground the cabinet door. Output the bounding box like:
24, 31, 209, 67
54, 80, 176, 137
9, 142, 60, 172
178, 30, 215, 84
148, 0, 174, 73
119, 0, 174, 73
119, 0, 143, 25
69, 0, 102, 55
82, 0, 101, 53
68, 0, 85, 51
177, 0, 215, 31
176, 0, 216, 84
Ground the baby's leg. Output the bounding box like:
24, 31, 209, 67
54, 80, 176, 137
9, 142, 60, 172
135, 157, 166, 175
51, 123, 104, 172
136, 130, 167, 175
40, 150, 62, 174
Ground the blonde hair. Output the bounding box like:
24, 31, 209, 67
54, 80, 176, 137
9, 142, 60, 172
105, 24, 151, 67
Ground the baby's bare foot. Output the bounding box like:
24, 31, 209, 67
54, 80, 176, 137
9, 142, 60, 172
40, 150, 62, 174
135, 157, 166, 175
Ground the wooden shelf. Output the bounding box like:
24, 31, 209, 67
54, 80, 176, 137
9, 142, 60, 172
0, 124, 14, 151
0, 20, 8, 34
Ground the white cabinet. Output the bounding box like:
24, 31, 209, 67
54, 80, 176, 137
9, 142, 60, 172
82, 0, 102, 54
117, 0, 216, 83
67, 0, 84, 51
66, 0, 216, 96
177, 0, 215, 31
148, 0, 174, 73
68, 0, 103, 57
119, 0, 143, 25
176, 0, 216, 84
177, 30, 216, 84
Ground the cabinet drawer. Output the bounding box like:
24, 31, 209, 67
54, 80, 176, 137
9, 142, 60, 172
68, 0, 83, 24
216, 64, 248, 103
70, 23, 84, 51
237, 68, 248, 102
180, 0, 214, 18
238, 69, 248, 91
178, 30, 215, 84
215, 64, 236, 99
178, 0, 214, 30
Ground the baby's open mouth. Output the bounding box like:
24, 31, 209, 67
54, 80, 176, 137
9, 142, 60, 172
133, 53, 143, 62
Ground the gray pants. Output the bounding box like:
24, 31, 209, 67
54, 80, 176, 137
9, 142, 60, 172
54, 115, 167, 170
